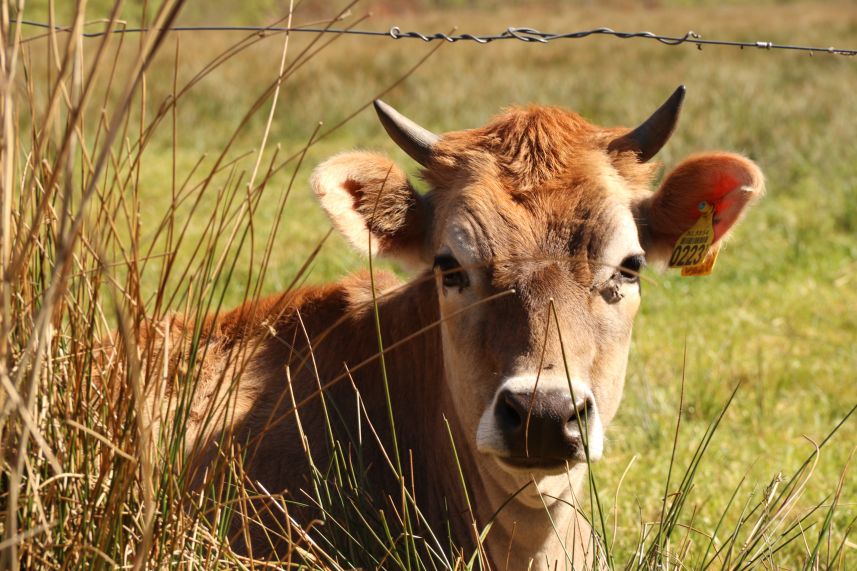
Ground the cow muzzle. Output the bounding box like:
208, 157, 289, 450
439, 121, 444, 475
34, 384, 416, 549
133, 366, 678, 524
476, 378, 603, 473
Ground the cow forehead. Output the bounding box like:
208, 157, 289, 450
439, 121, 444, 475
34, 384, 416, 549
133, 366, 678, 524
425, 105, 653, 285
440, 183, 639, 288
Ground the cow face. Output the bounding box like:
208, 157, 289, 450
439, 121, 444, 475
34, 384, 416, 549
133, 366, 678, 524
312, 89, 763, 495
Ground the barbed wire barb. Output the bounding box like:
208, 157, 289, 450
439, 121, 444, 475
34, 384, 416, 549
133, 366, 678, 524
14, 19, 857, 57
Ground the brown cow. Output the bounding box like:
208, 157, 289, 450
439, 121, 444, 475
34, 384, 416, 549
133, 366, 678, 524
123, 87, 763, 568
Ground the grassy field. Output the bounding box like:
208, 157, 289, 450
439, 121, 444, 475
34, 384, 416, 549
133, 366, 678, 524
3, 0, 856, 568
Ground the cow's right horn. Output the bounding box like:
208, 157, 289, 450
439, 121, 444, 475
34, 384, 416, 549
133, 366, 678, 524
610, 85, 686, 162
374, 100, 439, 167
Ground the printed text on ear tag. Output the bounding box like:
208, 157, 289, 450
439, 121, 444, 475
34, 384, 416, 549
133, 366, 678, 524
681, 242, 720, 277
668, 201, 715, 271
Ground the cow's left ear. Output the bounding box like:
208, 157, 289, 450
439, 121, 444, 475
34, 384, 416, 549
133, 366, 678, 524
636, 152, 764, 265
312, 151, 433, 267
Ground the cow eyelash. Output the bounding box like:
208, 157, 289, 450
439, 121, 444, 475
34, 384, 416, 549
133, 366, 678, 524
617, 255, 646, 283
433, 254, 470, 291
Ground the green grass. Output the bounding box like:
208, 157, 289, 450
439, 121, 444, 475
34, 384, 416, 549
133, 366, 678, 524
3, 0, 856, 568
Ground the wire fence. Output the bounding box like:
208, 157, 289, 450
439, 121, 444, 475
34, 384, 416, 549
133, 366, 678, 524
15, 19, 857, 57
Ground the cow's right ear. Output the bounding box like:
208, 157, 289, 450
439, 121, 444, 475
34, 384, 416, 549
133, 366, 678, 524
636, 152, 764, 266
311, 151, 433, 267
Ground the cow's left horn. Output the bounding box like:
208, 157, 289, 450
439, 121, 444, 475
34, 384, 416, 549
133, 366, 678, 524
374, 100, 439, 166
610, 85, 686, 162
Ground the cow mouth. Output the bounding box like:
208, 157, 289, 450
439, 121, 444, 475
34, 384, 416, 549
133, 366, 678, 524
495, 455, 571, 472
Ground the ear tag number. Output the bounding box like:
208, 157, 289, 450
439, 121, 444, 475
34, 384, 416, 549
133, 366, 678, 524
681, 242, 720, 277
668, 201, 717, 275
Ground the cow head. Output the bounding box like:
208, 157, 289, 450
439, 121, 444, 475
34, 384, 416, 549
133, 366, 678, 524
312, 88, 763, 500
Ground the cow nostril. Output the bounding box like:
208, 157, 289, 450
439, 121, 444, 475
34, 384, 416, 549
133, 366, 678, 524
496, 393, 524, 431
566, 397, 594, 428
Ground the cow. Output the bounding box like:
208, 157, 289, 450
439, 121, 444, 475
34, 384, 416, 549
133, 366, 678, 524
115, 86, 763, 569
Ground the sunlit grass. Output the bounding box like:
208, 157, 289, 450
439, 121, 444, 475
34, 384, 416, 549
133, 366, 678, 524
2, 0, 855, 568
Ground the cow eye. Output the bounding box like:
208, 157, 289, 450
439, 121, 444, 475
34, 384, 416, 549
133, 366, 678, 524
433, 254, 470, 291
618, 255, 645, 282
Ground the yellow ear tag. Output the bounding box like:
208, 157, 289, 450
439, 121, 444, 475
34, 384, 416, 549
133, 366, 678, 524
668, 201, 719, 277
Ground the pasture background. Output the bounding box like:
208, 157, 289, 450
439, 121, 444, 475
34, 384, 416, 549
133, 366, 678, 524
10, 0, 857, 566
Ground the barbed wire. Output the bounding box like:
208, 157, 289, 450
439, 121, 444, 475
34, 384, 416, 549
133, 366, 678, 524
16, 19, 857, 57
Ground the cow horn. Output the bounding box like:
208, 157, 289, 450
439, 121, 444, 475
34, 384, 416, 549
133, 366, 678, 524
612, 85, 686, 162
373, 99, 439, 166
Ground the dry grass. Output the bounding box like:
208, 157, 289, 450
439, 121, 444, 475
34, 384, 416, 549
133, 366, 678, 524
1, 0, 855, 568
